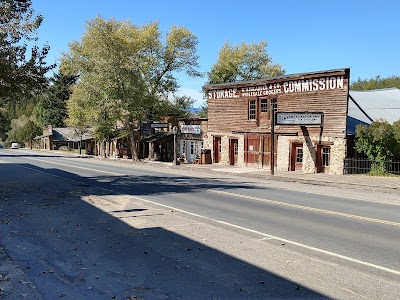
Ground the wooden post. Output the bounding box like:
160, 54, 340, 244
271, 111, 275, 176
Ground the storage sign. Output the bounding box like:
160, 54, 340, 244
276, 112, 323, 125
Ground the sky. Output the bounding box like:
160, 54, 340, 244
31, 0, 400, 107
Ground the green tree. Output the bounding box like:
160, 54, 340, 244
6, 114, 29, 143
207, 41, 285, 85
17, 119, 41, 148
61, 17, 200, 160
0, 108, 9, 140
203, 41, 285, 117
32, 72, 77, 127
0, 0, 54, 99
350, 75, 400, 90
160, 95, 195, 118
392, 120, 400, 159
355, 121, 400, 171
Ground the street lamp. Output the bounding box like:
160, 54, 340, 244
172, 126, 178, 165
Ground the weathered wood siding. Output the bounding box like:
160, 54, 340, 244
206, 69, 349, 138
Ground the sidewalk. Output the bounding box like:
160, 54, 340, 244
22, 148, 400, 194
171, 162, 400, 194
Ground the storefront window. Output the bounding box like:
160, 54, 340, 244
322, 147, 330, 166
296, 148, 303, 163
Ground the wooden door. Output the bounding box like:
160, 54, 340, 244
213, 137, 221, 163
290, 143, 303, 171
230, 139, 238, 165
316, 145, 331, 173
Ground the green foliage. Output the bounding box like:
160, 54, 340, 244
197, 102, 208, 118
0, 108, 9, 140
32, 72, 77, 127
355, 121, 400, 163
159, 95, 195, 118
0, 0, 54, 99
17, 120, 41, 145
350, 75, 400, 90
207, 41, 285, 85
61, 17, 200, 159
5, 114, 40, 144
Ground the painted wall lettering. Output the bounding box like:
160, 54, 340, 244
207, 76, 345, 100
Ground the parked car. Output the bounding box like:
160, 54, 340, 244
11, 143, 19, 149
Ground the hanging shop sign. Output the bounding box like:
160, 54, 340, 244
150, 123, 169, 128
207, 76, 345, 100
276, 112, 323, 125
180, 125, 201, 134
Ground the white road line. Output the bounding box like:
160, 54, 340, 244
121, 193, 400, 276
24, 156, 124, 176
2, 158, 399, 276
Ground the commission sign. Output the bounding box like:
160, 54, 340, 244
276, 112, 323, 125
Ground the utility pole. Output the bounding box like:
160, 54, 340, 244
172, 126, 178, 165
271, 110, 275, 176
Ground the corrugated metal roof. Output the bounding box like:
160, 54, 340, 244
348, 88, 400, 124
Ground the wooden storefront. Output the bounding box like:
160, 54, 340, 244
203, 68, 350, 174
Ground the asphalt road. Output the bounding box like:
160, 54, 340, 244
0, 149, 399, 299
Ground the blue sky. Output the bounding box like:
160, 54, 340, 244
32, 0, 400, 107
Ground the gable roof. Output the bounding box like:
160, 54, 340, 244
52, 127, 94, 142
347, 88, 400, 134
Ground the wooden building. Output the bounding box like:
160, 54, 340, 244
177, 118, 208, 163
203, 68, 350, 174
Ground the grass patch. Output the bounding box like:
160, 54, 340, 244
366, 170, 400, 177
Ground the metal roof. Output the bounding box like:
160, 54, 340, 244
52, 127, 94, 142
347, 88, 400, 134
348, 88, 400, 124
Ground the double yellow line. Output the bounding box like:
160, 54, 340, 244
209, 189, 400, 227
5, 155, 399, 228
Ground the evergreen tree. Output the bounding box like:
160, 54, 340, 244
32, 72, 77, 127
350, 75, 400, 90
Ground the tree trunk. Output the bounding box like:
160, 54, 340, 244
100, 141, 105, 158
125, 122, 139, 161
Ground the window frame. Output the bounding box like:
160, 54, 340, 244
260, 99, 268, 113
248, 99, 257, 120
321, 146, 331, 166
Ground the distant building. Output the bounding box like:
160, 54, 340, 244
35, 126, 95, 154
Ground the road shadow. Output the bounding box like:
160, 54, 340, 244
0, 162, 330, 299
7, 158, 270, 196
0, 150, 75, 159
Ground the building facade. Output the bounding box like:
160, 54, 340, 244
203, 68, 350, 174
177, 118, 208, 163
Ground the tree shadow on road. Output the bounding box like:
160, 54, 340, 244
0, 162, 330, 299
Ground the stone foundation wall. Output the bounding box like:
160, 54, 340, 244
276, 135, 346, 174
204, 133, 245, 166
206, 133, 346, 174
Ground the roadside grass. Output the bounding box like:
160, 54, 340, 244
366, 170, 400, 177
